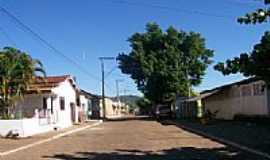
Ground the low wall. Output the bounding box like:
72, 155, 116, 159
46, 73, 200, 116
0, 118, 54, 137
0, 119, 24, 137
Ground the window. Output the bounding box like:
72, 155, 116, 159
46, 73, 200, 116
241, 86, 252, 96
60, 97, 65, 110
51, 97, 54, 114
43, 97, 47, 110
76, 96, 81, 106
253, 83, 264, 96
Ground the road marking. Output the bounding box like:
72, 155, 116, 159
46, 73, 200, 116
89, 127, 103, 130
0, 120, 103, 156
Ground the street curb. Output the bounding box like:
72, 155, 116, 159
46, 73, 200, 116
170, 121, 270, 159
0, 120, 103, 156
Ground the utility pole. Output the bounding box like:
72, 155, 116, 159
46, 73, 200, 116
116, 79, 124, 104
99, 57, 115, 120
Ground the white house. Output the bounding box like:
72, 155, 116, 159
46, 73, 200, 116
201, 78, 270, 120
79, 90, 94, 121
0, 75, 81, 137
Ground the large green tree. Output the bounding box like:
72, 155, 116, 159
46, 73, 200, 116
0, 47, 46, 117
117, 23, 213, 104
214, 0, 270, 85
214, 32, 270, 84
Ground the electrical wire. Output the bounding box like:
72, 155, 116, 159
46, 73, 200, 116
0, 25, 17, 47
109, 0, 235, 20
0, 6, 101, 82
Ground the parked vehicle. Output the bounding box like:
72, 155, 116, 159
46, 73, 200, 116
154, 104, 174, 120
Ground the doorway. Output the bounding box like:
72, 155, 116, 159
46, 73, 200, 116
70, 102, 76, 123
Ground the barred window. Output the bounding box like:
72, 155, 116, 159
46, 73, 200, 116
253, 83, 264, 96
60, 97, 65, 110
241, 86, 252, 96
43, 97, 47, 110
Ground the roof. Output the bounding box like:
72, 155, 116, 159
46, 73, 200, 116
199, 77, 262, 100
27, 75, 74, 93
178, 90, 219, 102
80, 89, 100, 99
200, 77, 260, 95
178, 77, 262, 102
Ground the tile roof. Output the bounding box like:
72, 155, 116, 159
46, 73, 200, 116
27, 75, 72, 93
200, 77, 260, 95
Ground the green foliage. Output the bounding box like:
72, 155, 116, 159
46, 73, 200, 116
136, 97, 151, 109
117, 23, 213, 104
136, 97, 152, 115
214, 32, 270, 84
238, 0, 270, 24
0, 47, 46, 116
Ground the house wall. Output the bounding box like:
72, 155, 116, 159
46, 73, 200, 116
0, 118, 54, 137
175, 100, 199, 118
52, 79, 77, 127
99, 98, 115, 118
99, 98, 129, 118
0, 78, 78, 137
79, 94, 92, 120
203, 80, 269, 120
91, 98, 101, 119
14, 94, 48, 118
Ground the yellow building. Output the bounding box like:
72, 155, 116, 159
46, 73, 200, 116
99, 98, 130, 119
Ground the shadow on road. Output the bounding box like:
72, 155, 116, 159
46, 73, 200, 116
43, 147, 264, 160
158, 120, 270, 156
106, 116, 154, 122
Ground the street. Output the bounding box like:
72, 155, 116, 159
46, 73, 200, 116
1, 119, 266, 160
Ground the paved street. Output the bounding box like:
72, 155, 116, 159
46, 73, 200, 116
1, 119, 266, 160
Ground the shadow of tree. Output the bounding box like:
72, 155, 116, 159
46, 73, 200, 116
159, 120, 270, 155
106, 116, 154, 122
43, 147, 264, 160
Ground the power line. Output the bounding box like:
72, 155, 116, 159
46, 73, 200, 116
109, 0, 235, 20
223, 0, 263, 8
104, 65, 118, 78
0, 25, 17, 47
0, 6, 100, 82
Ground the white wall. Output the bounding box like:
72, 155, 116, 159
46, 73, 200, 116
238, 81, 268, 116
204, 80, 269, 120
0, 120, 24, 137
0, 118, 54, 137
80, 95, 87, 113
52, 79, 76, 127
0, 78, 78, 137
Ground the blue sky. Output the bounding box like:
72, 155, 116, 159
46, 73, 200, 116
0, 0, 269, 97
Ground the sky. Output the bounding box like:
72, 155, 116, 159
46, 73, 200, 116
0, 0, 269, 97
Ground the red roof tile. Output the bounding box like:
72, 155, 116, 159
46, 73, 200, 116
27, 75, 72, 92
34, 75, 70, 84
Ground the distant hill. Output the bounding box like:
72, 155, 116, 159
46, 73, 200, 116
111, 95, 141, 107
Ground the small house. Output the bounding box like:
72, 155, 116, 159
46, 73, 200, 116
99, 98, 130, 119
0, 75, 81, 137
201, 78, 270, 120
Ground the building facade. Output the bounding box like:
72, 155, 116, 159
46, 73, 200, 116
202, 78, 270, 120
0, 75, 81, 137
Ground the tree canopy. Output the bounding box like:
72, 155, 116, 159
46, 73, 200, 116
214, 31, 270, 84
214, 0, 270, 85
238, 0, 270, 24
0, 47, 46, 117
117, 23, 213, 104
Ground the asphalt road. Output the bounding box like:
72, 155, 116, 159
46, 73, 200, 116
1, 119, 267, 160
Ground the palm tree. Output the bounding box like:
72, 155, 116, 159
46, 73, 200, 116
0, 47, 46, 118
